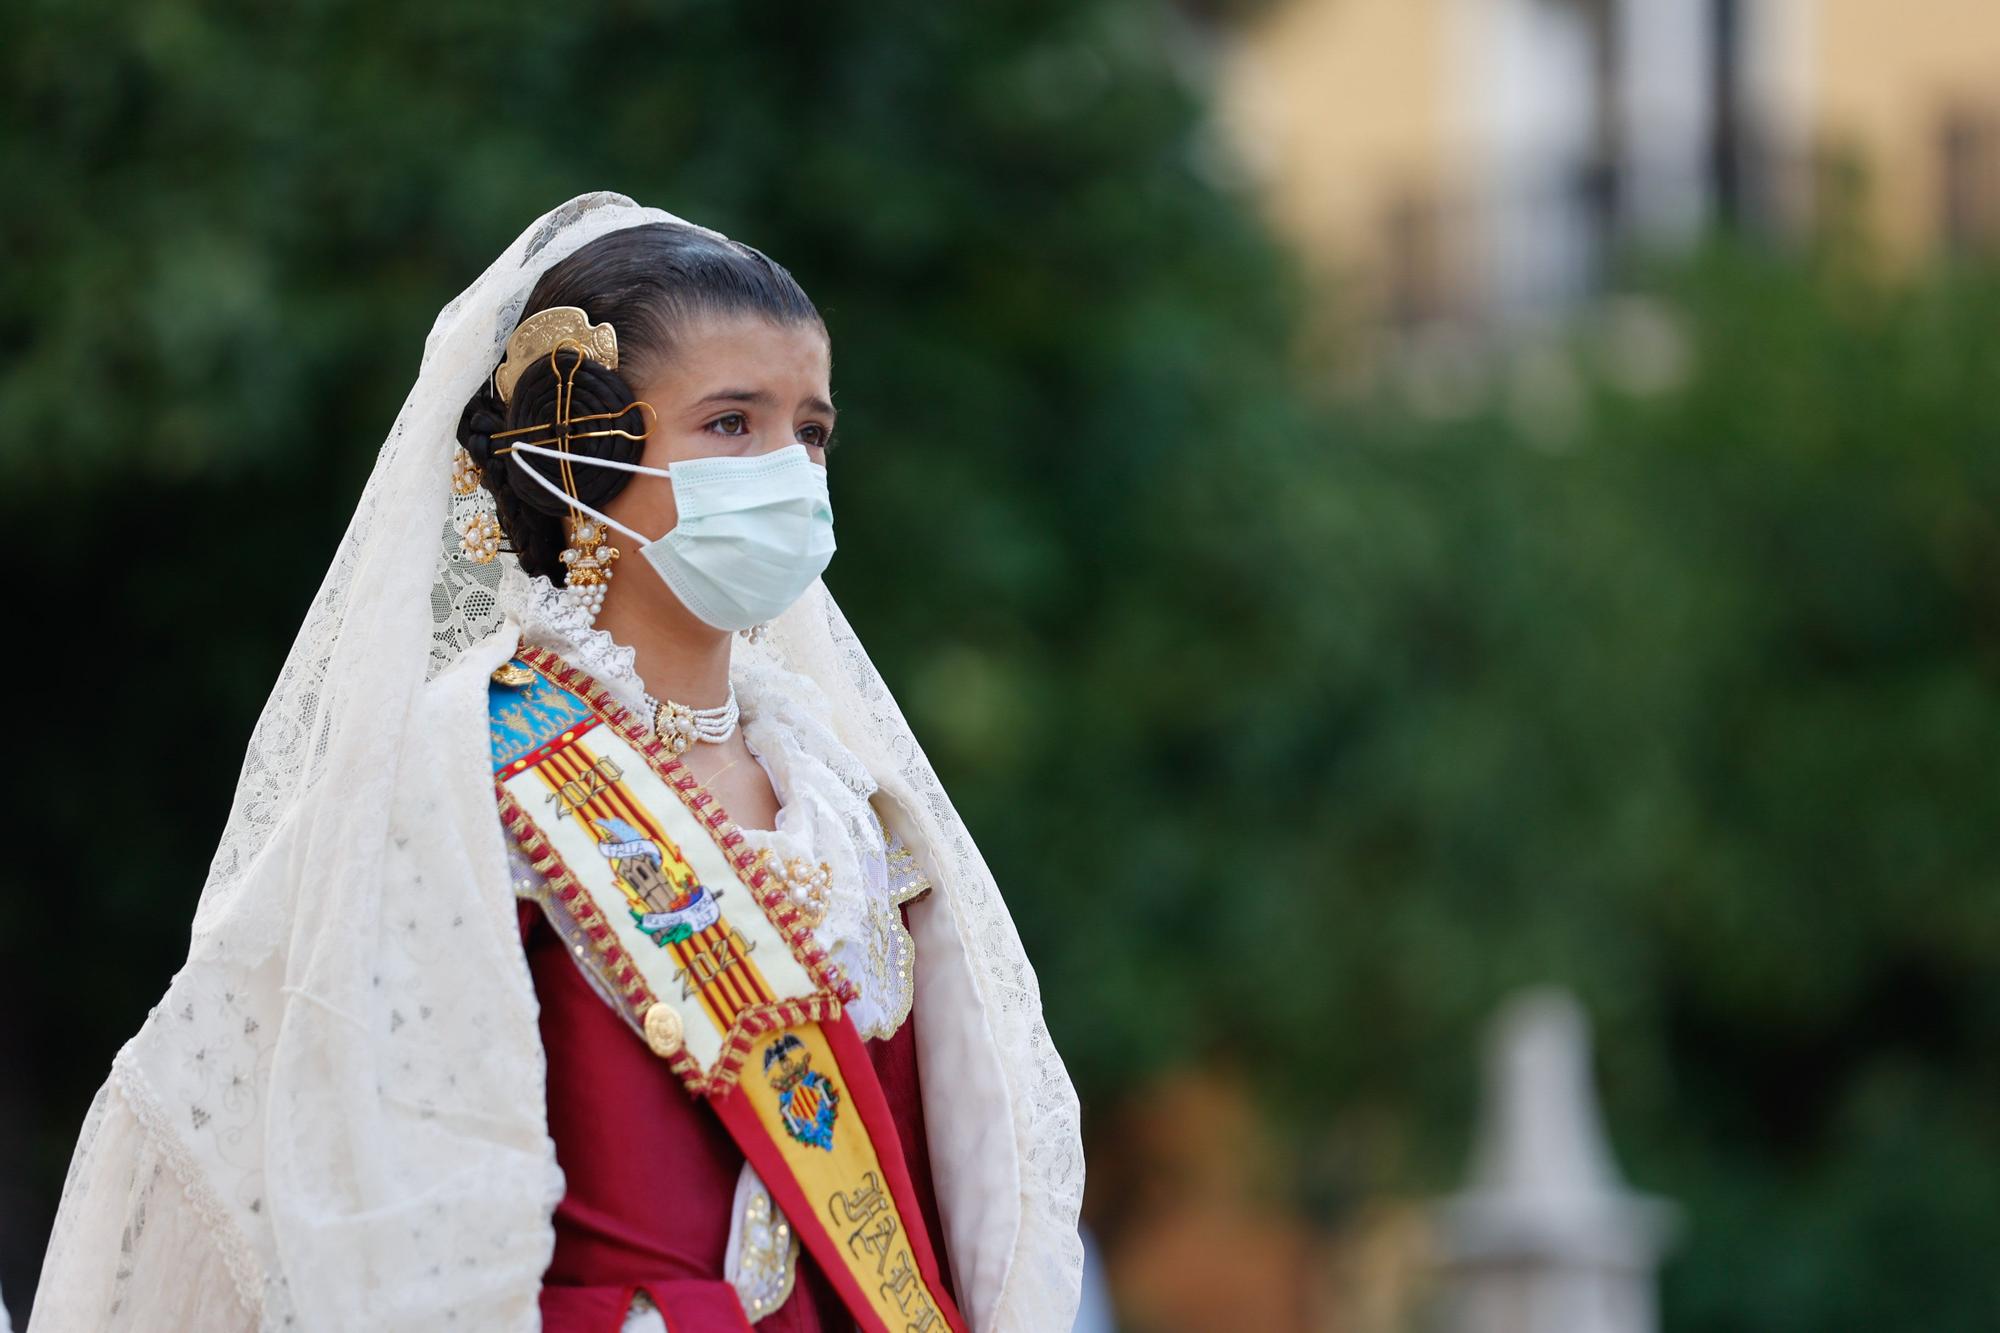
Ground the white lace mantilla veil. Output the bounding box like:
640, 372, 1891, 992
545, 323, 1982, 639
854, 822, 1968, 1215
30, 192, 1083, 1333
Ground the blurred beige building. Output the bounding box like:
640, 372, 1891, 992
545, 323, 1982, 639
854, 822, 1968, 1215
1219, 0, 2000, 328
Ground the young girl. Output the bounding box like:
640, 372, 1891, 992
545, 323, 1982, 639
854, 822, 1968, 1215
30, 193, 1082, 1333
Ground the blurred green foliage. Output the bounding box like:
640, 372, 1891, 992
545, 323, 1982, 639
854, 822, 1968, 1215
5, 2, 2000, 1330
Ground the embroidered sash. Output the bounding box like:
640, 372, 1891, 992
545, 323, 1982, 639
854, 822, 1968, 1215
491, 647, 967, 1333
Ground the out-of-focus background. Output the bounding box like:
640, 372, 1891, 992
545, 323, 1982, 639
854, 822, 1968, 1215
5, 2, 1999, 1329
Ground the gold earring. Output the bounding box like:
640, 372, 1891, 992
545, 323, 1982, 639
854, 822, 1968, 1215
451, 445, 502, 564
559, 514, 619, 617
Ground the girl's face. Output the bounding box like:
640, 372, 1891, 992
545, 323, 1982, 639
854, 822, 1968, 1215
602, 311, 834, 544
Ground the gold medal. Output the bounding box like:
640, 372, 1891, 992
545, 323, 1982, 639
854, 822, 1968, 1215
643, 1000, 685, 1057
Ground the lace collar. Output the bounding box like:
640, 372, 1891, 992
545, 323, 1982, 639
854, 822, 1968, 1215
511, 569, 649, 717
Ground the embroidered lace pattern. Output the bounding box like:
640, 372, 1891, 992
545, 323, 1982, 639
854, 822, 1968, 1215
508, 566, 641, 709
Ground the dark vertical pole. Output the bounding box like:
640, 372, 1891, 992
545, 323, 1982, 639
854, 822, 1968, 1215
1585, 0, 1622, 245
1709, 0, 1745, 228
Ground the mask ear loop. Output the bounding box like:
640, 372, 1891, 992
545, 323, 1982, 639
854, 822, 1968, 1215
506, 452, 652, 545
503, 439, 668, 478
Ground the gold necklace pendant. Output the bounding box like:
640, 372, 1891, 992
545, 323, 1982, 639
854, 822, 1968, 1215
653, 699, 698, 756
647, 689, 739, 754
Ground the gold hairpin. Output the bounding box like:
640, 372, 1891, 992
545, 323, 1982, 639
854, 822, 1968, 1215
490, 338, 652, 495
490, 395, 655, 456
489, 334, 638, 618
494, 306, 620, 405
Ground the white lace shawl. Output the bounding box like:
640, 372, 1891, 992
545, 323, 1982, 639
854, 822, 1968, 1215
26, 193, 1082, 1333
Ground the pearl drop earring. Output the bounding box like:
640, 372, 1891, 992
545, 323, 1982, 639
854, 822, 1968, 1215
558, 515, 619, 620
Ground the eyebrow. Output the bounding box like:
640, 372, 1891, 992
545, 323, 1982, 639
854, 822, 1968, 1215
693, 387, 838, 419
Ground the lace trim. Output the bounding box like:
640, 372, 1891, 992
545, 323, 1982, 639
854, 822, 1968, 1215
857, 809, 928, 1040
511, 569, 645, 715
866, 884, 919, 1040
882, 815, 934, 906
109, 1045, 268, 1324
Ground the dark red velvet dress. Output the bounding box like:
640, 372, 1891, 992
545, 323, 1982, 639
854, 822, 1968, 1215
519, 898, 956, 1332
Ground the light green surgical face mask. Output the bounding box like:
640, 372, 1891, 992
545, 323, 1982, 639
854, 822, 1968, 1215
508, 441, 836, 630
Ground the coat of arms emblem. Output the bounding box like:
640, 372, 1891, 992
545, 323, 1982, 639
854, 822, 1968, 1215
765, 1033, 840, 1151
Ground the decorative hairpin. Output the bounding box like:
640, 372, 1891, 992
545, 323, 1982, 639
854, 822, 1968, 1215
494, 306, 619, 404
485, 307, 653, 622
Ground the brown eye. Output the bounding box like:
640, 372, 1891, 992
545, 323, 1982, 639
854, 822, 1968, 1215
797, 422, 832, 448
708, 412, 749, 436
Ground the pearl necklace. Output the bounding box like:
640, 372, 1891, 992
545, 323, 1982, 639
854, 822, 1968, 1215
644, 687, 740, 756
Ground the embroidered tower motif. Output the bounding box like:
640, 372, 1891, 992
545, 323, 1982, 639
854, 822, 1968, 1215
594, 815, 720, 945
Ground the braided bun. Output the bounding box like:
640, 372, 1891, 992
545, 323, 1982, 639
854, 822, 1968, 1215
454, 349, 647, 584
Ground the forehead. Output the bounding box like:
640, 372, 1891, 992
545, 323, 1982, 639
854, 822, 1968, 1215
645, 311, 830, 395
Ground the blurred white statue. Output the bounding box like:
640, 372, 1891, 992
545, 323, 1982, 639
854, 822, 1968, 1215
1431, 987, 1678, 1333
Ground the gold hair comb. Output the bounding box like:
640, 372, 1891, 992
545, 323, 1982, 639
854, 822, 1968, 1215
494, 306, 619, 404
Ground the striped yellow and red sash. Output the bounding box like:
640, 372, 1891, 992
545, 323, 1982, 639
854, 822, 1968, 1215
490, 647, 966, 1333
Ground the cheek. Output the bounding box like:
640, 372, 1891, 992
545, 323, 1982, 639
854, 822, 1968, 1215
601, 473, 679, 542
